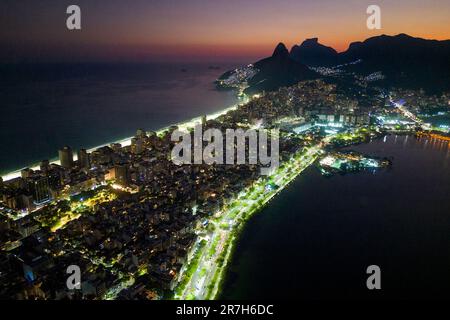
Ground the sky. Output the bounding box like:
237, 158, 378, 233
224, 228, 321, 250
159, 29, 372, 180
1, 0, 450, 63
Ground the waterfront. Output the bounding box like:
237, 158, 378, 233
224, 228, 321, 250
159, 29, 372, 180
0, 63, 240, 175
221, 135, 450, 300
1, 62, 449, 300
174, 144, 322, 300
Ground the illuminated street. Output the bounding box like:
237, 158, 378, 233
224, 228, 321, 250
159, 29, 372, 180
174, 144, 322, 299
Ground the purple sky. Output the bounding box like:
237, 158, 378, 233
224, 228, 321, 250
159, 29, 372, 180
1, 0, 450, 62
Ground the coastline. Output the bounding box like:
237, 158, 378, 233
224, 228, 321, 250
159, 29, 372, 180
6, 79, 440, 300
1, 102, 241, 182
210, 151, 320, 300
217, 134, 450, 299
173, 130, 396, 299
174, 144, 323, 299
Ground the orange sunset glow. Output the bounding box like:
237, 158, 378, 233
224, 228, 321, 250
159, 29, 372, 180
1, 0, 450, 61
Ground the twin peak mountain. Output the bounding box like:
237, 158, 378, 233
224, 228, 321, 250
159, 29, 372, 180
242, 33, 450, 94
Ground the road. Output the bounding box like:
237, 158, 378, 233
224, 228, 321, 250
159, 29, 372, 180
174, 143, 323, 300
390, 97, 423, 125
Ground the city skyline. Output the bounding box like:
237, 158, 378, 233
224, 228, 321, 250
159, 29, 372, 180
1, 0, 450, 304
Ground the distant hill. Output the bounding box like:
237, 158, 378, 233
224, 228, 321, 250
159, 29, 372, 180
218, 34, 450, 94
290, 38, 338, 67
337, 34, 450, 93
244, 43, 318, 94
289, 34, 450, 93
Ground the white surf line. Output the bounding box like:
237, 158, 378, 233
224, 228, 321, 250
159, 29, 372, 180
1, 103, 241, 182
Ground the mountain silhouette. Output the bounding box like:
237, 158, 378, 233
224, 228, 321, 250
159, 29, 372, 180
338, 33, 450, 92
289, 34, 450, 93
219, 34, 450, 94
290, 38, 338, 67
245, 42, 318, 94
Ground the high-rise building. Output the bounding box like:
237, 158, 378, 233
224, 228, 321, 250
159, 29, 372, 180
131, 137, 143, 154
28, 176, 50, 204
201, 115, 207, 126
58, 146, 74, 169
21, 168, 33, 179
114, 164, 129, 186
136, 128, 147, 138
40, 160, 50, 173
47, 169, 62, 189
77, 148, 90, 169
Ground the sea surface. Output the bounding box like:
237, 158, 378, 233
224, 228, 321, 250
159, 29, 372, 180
0, 62, 240, 175
221, 135, 450, 300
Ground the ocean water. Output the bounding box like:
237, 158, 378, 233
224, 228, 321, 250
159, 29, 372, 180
0, 63, 240, 175
221, 135, 450, 300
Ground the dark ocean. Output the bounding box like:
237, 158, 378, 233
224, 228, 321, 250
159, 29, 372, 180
0, 62, 240, 175
221, 135, 450, 300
